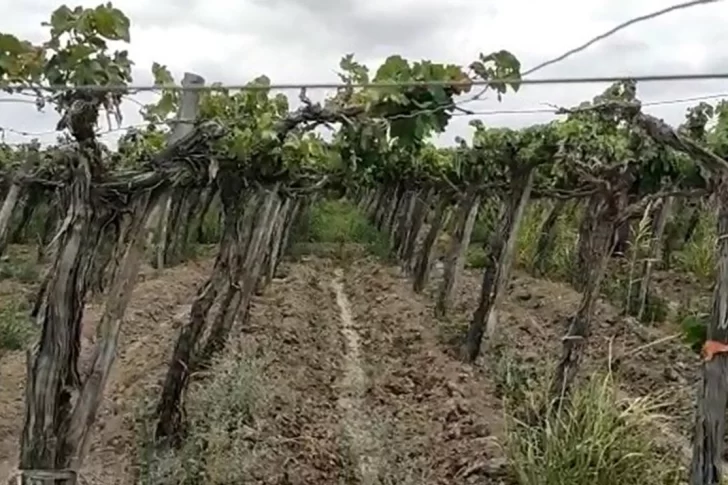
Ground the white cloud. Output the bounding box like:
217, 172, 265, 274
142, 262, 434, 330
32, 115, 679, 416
0, 0, 726, 147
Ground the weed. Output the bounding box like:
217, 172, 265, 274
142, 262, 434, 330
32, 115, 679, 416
675, 306, 708, 354
674, 210, 715, 281
601, 270, 669, 324
501, 360, 684, 485
136, 350, 266, 485
0, 300, 35, 353
515, 201, 580, 280
465, 246, 488, 269
470, 199, 501, 246
292, 199, 391, 261
514, 202, 546, 268
0, 257, 39, 283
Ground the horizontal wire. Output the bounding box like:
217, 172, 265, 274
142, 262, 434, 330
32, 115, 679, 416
4, 72, 728, 93
0, 0, 719, 95
2, 90, 727, 143
0, 99, 38, 105
453, 92, 728, 116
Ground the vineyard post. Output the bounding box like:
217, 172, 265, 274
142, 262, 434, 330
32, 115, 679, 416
153, 73, 204, 269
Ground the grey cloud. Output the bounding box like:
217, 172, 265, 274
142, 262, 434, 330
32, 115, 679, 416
435, 25, 728, 144
0, 99, 60, 145
255, 0, 479, 51
146, 0, 489, 62
3, 0, 728, 148
124, 0, 199, 31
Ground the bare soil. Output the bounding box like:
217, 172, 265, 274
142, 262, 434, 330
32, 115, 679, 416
0, 258, 212, 484
344, 260, 507, 484
0, 247, 712, 484
449, 268, 701, 461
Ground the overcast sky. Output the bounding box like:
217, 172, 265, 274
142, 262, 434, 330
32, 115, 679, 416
1, 0, 727, 147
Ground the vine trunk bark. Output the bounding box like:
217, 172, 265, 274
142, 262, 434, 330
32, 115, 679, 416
551, 190, 621, 403
435, 187, 480, 318
462, 168, 535, 362
690, 176, 728, 485
401, 188, 433, 272
532, 199, 565, 275
0, 154, 36, 257
413, 194, 449, 293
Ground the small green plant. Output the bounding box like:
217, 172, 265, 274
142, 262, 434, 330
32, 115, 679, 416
676, 306, 708, 354
674, 210, 715, 281
465, 245, 488, 269
470, 200, 500, 246
592, 206, 669, 324
0, 257, 39, 283
503, 367, 684, 485
524, 201, 580, 280
292, 198, 391, 260
515, 201, 546, 268
623, 204, 654, 313
0, 300, 35, 353
600, 270, 669, 324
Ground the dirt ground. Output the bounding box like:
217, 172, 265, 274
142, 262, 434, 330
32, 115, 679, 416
0, 246, 711, 484
343, 261, 507, 484
0, 258, 213, 484
450, 268, 702, 462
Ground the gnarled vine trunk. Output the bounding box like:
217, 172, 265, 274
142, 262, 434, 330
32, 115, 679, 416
551, 189, 622, 403
462, 168, 535, 362
198, 185, 282, 367
690, 176, 728, 485
401, 187, 433, 272
393, 189, 415, 254
572, 194, 602, 292
384, 184, 404, 239
0, 154, 36, 257
19, 72, 209, 485
374, 186, 393, 231
19, 147, 99, 485
532, 198, 565, 275
435, 187, 480, 318
155, 185, 241, 442
11, 191, 41, 245
413, 194, 450, 293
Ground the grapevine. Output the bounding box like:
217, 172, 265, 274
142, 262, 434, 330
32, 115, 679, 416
0, 4, 727, 485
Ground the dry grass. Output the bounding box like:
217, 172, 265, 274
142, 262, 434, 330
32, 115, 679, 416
136, 349, 267, 485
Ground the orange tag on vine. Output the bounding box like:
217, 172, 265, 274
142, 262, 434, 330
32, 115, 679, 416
702, 340, 728, 361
